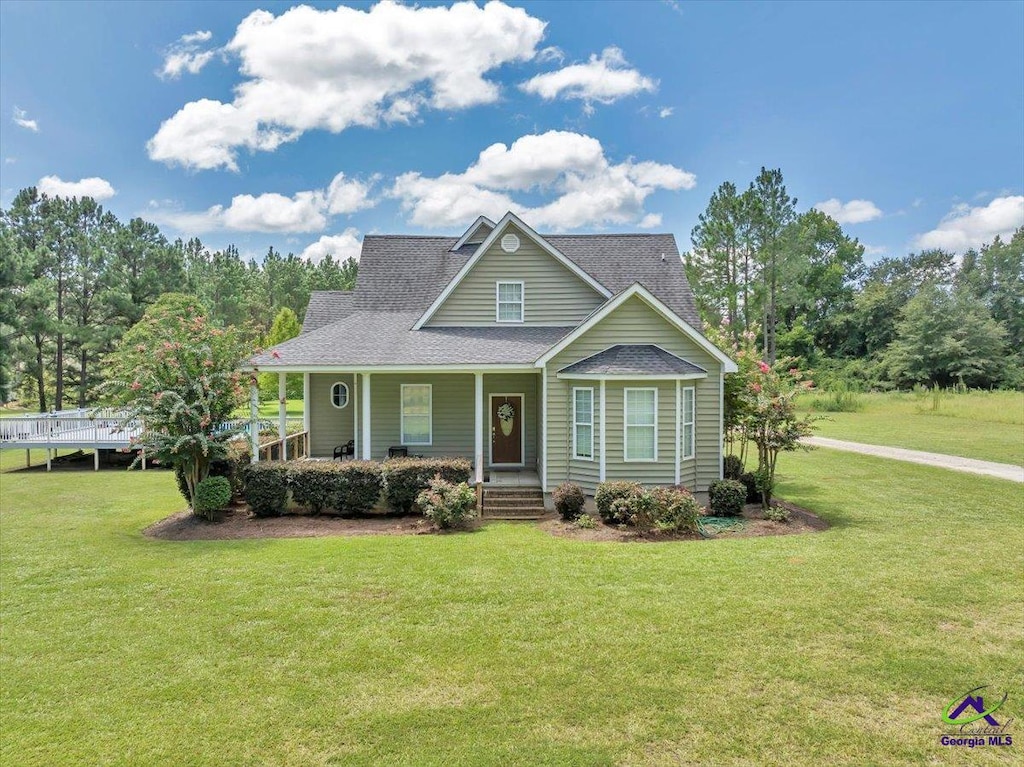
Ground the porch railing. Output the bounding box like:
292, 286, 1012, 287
257, 430, 309, 462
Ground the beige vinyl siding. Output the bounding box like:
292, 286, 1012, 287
309, 373, 356, 457
545, 295, 723, 493
428, 224, 605, 326
356, 372, 539, 468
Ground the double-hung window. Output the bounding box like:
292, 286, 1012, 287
573, 387, 594, 460
496, 281, 524, 323
624, 387, 657, 461
681, 386, 695, 460
400, 384, 432, 445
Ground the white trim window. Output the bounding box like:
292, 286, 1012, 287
682, 386, 695, 460
624, 387, 658, 462
572, 387, 594, 460
330, 381, 349, 409
400, 384, 432, 445
495, 281, 524, 323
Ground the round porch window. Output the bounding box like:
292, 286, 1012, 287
330, 382, 349, 409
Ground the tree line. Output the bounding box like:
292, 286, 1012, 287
686, 168, 1023, 390
0, 187, 357, 411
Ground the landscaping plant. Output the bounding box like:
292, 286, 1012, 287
193, 476, 232, 520
382, 457, 472, 513
553, 481, 585, 521
708, 479, 746, 517
242, 463, 289, 517
416, 475, 477, 529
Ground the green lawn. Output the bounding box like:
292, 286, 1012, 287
1, 449, 1022, 766
804, 389, 1024, 466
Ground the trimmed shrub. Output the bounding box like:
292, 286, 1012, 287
382, 457, 472, 513
553, 482, 586, 521
765, 504, 790, 523
738, 471, 760, 504
288, 461, 383, 516
723, 454, 744, 480
417, 475, 477, 529
649, 486, 703, 534
595, 481, 643, 524
242, 463, 289, 517
193, 476, 232, 520
708, 479, 746, 517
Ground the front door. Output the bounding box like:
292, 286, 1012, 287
490, 394, 523, 465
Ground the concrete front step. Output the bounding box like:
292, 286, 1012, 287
481, 496, 545, 508
482, 489, 544, 499
481, 505, 547, 519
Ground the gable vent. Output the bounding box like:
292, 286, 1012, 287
500, 233, 521, 253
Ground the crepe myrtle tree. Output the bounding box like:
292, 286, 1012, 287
742, 359, 819, 509
104, 313, 250, 512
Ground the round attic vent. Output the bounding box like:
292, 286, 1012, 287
500, 233, 520, 253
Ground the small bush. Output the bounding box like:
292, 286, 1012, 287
288, 462, 339, 514
595, 481, 643, 524
242, 463, 289, 517
193, 476, 232, 520
382, 457, 472, 513
708, 479, 746, 517
333, 461, 384, 515
417, 475, 477, 529
574, 514, 597, 529
738, 471, 760, 504
723, 454, 744, 480
553, 482, 586, 520
649, 486, 703, 534
175, 440, 252, 504
765, 504, 790, 523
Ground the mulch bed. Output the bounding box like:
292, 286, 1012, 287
539, 500, 828, 543
145, 503, 440, 541
145, 500, 826, 543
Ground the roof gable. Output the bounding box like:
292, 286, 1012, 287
450, 215, 496, 251
413, 212, 612, 330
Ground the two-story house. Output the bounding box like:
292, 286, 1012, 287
248, 212, 737, 504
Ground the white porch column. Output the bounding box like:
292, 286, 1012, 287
94, 449, 100, 471
540, 367, 547, 490
674, 379, 682, 486
474, 373, 484, 484
279, 372, 287, 461
353, 374, 359, 458
302, 373, 311, 435
599, 379, 607, 482
361, 372, 372, 460
249, 382, 260, 463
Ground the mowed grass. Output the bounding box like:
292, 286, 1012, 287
2, 450, 1022, 766
805, 389, 1024, 466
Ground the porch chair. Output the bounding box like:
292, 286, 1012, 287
333, 439, 355, 461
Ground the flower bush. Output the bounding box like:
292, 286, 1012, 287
381, 457, 472, 513
595, 481, 643, 525
649, 486, 703, 533
553, 481, 586, 520
416, 475, 477, 529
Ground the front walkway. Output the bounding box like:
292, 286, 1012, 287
486, 469, 542, 487
804, 436, 1024, 483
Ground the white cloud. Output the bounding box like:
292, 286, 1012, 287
37, 175, 116, 200
12, 106, 38, 132
913, 196, 1024, 251
862, 244, 888, 257
391, 130, 695, 231
148, 173, 375, 234
658, 107, 674, 118
519, 46, 657, 108
813, 198, 883, 225
159, 29, 218, 79
148, 1, 546, 170
300, 229, 363, 263
638, 213, 662, 228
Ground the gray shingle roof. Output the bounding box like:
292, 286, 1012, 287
302, 291, 353, 334
557, 345, 708, 377
251, 311, 570, 367
350, 232, 700, 326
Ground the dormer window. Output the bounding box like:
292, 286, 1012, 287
496, 281, 524, 323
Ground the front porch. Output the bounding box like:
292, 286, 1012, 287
254, 369, 542, 486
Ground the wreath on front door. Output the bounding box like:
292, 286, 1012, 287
497, 402, 515, 437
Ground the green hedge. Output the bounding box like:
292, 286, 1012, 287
382, 457, 472, 513
287, 461, 382, 516
194, 476, 232, 520
594, 481, 644, 525
709, 479, 746, 517
242, 463, 289, 517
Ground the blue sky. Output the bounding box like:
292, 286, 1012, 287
2, 0, 1022, 264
